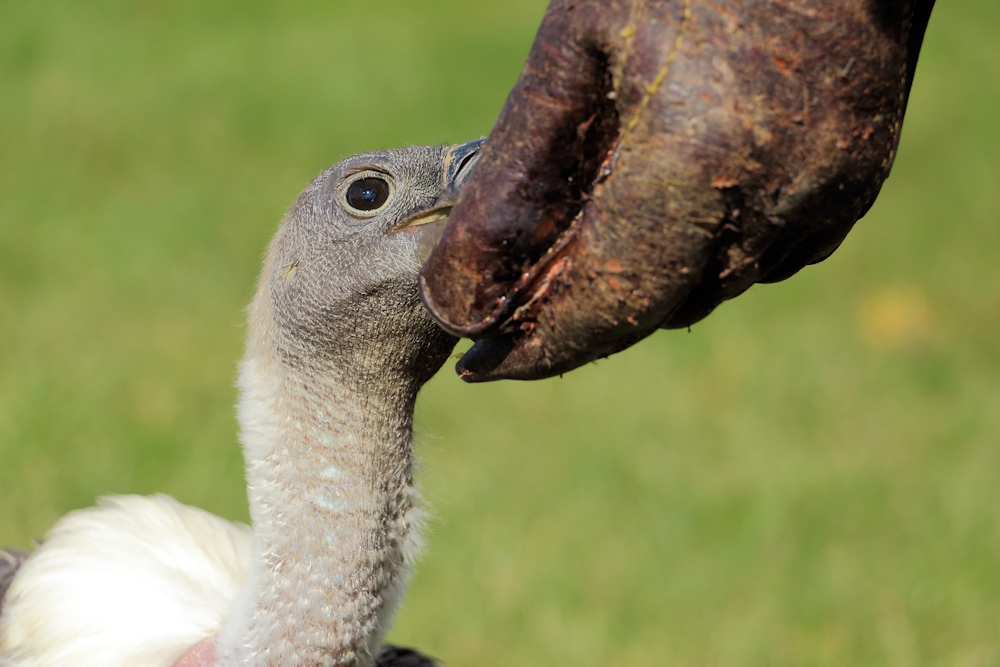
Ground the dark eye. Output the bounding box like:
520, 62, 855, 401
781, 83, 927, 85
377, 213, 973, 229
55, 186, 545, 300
346, 177, 390, 212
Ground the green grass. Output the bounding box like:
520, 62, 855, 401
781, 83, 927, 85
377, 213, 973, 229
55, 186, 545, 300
1, 1, 998, 665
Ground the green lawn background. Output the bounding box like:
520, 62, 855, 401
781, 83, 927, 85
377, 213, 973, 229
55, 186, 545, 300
1, 1, 998, 665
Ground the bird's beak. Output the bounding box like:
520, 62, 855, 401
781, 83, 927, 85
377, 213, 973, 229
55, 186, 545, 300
396, 139, 485, 230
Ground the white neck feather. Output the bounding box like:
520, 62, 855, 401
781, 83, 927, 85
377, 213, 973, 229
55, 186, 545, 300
217, 289, 423, 667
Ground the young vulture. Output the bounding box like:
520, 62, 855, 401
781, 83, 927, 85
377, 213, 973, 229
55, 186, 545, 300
0, 140, 484, 667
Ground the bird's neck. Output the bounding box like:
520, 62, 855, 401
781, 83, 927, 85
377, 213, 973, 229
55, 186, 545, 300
219, 317, 426, 666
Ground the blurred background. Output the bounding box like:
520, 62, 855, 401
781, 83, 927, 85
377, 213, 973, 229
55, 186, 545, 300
1, 0, 998, 664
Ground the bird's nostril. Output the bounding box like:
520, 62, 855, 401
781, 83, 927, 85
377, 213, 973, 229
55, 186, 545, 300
445, 139, 485, 191
455, 147, 482, 183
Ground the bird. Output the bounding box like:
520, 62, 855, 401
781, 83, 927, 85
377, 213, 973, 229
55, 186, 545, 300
0, 139, 485, 667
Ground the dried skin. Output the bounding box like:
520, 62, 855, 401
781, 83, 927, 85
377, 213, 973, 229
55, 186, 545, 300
420, 0, 936, 381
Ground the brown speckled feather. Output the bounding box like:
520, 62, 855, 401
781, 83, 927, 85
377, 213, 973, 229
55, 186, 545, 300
0, 549, 30, 616
377, 645, 438, 667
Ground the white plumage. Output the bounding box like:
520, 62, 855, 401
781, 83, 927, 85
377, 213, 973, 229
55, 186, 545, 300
1, 496, 251, 667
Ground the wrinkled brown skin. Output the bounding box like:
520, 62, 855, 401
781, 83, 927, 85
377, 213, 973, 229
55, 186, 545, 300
420, 0, 936, 381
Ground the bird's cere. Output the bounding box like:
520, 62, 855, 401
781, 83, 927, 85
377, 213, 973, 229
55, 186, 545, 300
397, 139, 483, 231
396, 206, 453, 230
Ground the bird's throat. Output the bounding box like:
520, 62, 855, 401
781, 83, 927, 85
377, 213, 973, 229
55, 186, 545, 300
218, 338, 425, 667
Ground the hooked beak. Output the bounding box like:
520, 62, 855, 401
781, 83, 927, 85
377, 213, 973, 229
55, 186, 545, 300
396, 139, 485, 230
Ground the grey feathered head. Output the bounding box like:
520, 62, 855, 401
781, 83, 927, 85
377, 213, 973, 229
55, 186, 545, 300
256, 141, 483, 388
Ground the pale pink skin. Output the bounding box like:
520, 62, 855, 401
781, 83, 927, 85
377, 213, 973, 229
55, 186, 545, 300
173, 638, 217, 667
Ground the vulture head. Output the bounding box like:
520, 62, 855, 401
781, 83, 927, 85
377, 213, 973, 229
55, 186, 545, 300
252, 140, 484, 389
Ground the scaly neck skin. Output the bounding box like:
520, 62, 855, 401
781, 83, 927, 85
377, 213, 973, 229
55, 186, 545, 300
218, 302, 430, 667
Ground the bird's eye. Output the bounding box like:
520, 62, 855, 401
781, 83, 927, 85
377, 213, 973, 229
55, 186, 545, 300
346, 177, 390, 212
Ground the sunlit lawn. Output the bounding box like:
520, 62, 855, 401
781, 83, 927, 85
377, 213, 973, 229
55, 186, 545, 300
1, 1, 998, 665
